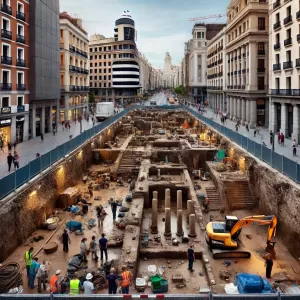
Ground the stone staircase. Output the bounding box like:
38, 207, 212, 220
224, 180, 257, 210
117, 151, 142, 179
205, 186, 223, 211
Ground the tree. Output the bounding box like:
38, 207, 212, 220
174, 85, 187, 96
88, 90, 95, 104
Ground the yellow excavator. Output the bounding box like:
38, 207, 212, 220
205, 215, 277, 259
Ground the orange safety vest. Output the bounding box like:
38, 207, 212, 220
50, 275, 59, 293
121, 271, 131, 287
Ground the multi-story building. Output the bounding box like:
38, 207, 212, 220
269, 0, 300, 141
162, 52, 178, 88
207, 27, 227, 111
0, 0, 29, 145
226, 0, 269, 128
59, 12, 89, 122
89, 14, 141, 105
186, 23, 226, 104
29, 0, 60, 138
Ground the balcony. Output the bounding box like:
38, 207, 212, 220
297, 10, 300, 20
283, 61, 293, 69
16, 84, 26, 91
284, 37, 292, 47
257, 49, 265, 55
16, 34, 26, 44
273, 21, 281, 30
0, 83, 12, 91
271, 89, 295, 96
273, 63, 281, 71
69, 85, 89, 92
274, 43, 281, 50
1, 29, 12, 40
297, 34, 300, 42
257, 67, 266, 73
242, 69, 246, 73
1, 56, 12, 65
242, 53, 246, 57
283, 15, 292, 26
16, 11, 26, 21
258, 25, 266, 30
296, 58, 300, 68
69, 45, 75, 52
1, 3, 12, 15
16, 58, 26, 67
273, 0, 280, 9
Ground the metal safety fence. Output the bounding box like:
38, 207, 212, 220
1, 104, 300, 200
0, 108, 130, 200
0, 293, 299, 299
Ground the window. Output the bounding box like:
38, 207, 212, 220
17, 96, 23, 106
109, 83, 111, 87
94, 47, 97, 52
90, 48, 93, 52
108, 62, 111, 66
90, 69, 93, 74
104, 47, 106, 51
95, 63, 97, 67
275, 53, 280, 64
286, 50, 291, 61
108, 68, 111, 73
124, 27, 135, 40
90, 56, 93, 60
17, 2, 24, 13
94, 69, 97, 73
104, 62, 106, 66
94, 82, 97, 88
197, 32, 201, 39
104, 55, 106, 59
2, 43, 10, 57
108, 54, 111, 59
104, 68, 106, 73
104, 76, 106, 80
99, 62, 102, 66
2, 97, 9, 107
2, 69, 10, 84
94, 76, 97, 80
275, 78, 280, 89
99, 47, 102, 51
276, 13, 280, 23
17, 47, 24, 59
286, 28, 291, 39
276, 33, 280, 44
89, 76, 93, 80
286, 77, 291, 89
94, 55, 97, 59
286, 6, 291, 17
104, 83, 106, 87
119, 45, 122, 50
257, 77, 265, 90
108, 46, 111, 50
108, 75, 111, 80
90, 63, 93, 67
99, 76, 102, 80
258, 59, 264, 69
99, 55, 102, 59
113, 45, 117, 50
258, 17, 265, 30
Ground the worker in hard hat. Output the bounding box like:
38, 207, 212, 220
50, 270, 61, 294
83, 273, 95, 294
69, 273, 80, 295
24, 247, 33, 278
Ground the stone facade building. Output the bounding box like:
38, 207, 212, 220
225, 0, 269, 127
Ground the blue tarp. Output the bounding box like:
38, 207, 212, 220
235, 273, 275, 294
66, 220, 82, 232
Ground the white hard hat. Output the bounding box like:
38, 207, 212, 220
86, 273, 93, 280
55, 270, 61, 275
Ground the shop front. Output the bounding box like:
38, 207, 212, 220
0, 118, 12, 146
256, 99, 266, 126
16, 116, 25, 143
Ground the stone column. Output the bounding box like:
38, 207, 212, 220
165, 188, 170, 208
164, 207, 172, 237
241, 46, 245, 86
187, 200, 194, 218
48, 104, 53, 130
241, 98, 246, 125
151, 191, 158, 234
248, 42, 257, 90
228, 53, 231, 86
292, 105, 300, 144
233, 97, 237, 118
280, 103, 288, 136
31, 106, 36, 138
56, 99, 60, 127
23, 113, 29, 140
246, 99, 250, 124
11, 115, 16, 142
237, 98, 241, 119
188, 214, 197, 237
177, 190, 182, 211
176, 209, 183, 236
249, 100, 257, 128
270, 101, 277, 133
230, 97, 234, 118
41, 106, 45, 134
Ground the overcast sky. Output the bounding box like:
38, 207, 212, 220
60, 0, 228, 69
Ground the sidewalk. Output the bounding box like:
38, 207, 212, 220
189, 105, 299, 163
0, 120, 95, 179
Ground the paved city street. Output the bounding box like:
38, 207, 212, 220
0, 120, 95, 179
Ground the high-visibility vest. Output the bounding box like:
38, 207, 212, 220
70, 279, 80, 295
121, 271, 130, 287
50, 275, 59, 293
25, 251, 32, 266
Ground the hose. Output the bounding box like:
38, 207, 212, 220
0, 263, 23, 293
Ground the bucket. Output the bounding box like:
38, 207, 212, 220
151, 275, 162, 289
161, 279, 168, 293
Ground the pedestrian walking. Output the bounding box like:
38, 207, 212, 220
80, 238, 88, 262
187, 244, 195, 272
36, 153, 40, 158
254, 129, 257, 137
265, 253, 273, 279
13, 141, 17, 150
49, 270, 61, 294
7, 152, 13, 171
7, 141, 12, 151
270, 130, 273, 145
235, 124, 238, 132
13, 151, 19, 169
53, 129, 56, 136
246, 124, 249, 132
280, 133, 285, 146
24, 247, 33, 278
111, 199, 118, 222
41, 133, 44, 142
293, 141, 297, 156
99, 233, 108, 261
90, 235, 98, 261
120, 265, 131, 294
69, 273, 80, 295
29, 257, 40, 289
36, 260, 47, 293
277, 131, 281, 144
83, 273, 95, 294
61, 229, 71, 252
107, 268, 118, 294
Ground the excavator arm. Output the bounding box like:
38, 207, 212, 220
230, 215, 277, 244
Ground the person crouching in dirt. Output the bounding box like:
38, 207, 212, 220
203, 197, 210, 213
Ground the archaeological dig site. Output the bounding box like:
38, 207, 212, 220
1, 104, 300, 297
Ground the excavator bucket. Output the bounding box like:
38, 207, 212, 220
212, 249, 251, 259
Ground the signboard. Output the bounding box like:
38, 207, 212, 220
16, 116, 25, 122
1, 107, 11, 114
17, 105, 25, 112
0, 118, 11, 127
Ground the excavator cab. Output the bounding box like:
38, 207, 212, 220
225, 216, 239, 231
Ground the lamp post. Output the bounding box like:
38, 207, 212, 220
271, 131, 275, 152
